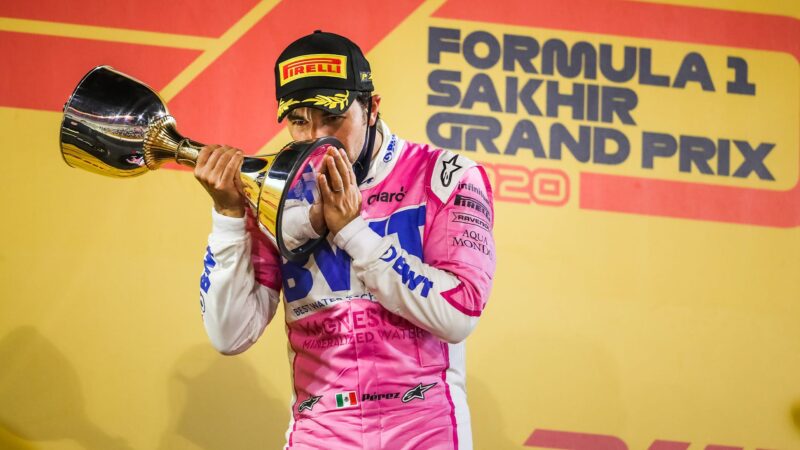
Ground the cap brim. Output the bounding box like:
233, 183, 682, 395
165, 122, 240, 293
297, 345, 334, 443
277, 88, 358, 122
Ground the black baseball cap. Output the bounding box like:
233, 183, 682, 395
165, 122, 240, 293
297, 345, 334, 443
275, 30, 374, 122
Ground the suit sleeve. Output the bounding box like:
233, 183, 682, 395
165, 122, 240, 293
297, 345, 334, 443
200, 208, 282, 355
333, 163, 495, 344
281, 162, 321, 250
281, 200, 321, 251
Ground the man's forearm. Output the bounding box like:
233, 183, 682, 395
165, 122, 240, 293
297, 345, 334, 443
201, 209, 280, 354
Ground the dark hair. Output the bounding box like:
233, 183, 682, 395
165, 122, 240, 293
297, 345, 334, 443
356, 91, 380, 122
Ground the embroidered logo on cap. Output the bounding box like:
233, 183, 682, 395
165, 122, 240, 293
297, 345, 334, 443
278, 53, 348, 86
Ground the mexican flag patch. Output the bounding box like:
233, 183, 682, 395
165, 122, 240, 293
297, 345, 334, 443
335, 391, 358, 408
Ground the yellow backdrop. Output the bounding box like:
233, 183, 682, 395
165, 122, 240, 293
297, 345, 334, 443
1, 1, 798, 449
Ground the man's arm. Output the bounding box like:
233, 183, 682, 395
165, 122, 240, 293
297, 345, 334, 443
200, 209, 282, 354
282, 201, 321, 250
333, 163, 495, 344
194, 145, 282, 354
284, 161, 327, 248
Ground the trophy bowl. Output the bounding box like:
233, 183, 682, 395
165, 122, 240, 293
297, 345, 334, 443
60, 65, 336, 262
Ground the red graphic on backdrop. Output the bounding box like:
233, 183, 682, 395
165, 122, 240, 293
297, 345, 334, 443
482, 163, 570, 206
0, 0, 424, 151
433, 0, 800, 227
0, 0, 260, 37
0, 31, 199, 111
166, 0, 424, 151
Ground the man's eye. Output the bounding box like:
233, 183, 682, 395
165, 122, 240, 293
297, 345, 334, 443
325, 115, 344, 124
290, 119, 307, 126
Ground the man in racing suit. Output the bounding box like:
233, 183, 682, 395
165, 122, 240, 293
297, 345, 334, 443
194, 31, 495, 449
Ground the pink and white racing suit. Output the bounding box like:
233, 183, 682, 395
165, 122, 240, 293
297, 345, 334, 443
199, 121, 495, 449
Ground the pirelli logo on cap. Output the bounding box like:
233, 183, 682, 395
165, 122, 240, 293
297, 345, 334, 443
279, 53, 347, 86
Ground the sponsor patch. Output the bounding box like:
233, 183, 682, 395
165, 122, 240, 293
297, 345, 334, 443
367, 186, 406, 205
402, 382, 437, 403
282, 206, 425, 304
452, 230, 493, 256
383, 134, 398, 162
451, 211, 490, 231
335, 391, 359, 409
199, 246, 217, 314
379, 246, 434, 298
454, 194, 491, 219
200, 246, 216, 294
278, 53, 347, 86
457, 182, 490, 204
298, 395, 322, 413
440, 154, 462, 187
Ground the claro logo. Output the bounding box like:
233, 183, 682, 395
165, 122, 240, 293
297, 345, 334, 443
367, 187, 406, 205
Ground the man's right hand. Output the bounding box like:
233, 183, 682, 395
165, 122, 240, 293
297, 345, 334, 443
309, 200, 326, 236
194, 145, 246, 218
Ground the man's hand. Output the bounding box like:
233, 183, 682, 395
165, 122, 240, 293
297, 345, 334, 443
309, 201, 326, 236
194, 145, 246, 218
317, 146, 362, 235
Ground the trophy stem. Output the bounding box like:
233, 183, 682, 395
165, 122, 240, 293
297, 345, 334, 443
175, 139, 204, 167
143, 115, 205, 169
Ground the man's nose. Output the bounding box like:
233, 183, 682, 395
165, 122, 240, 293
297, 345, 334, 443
309, 126, 328, 140
294, 127, 327, 141
294, 125, 327, 142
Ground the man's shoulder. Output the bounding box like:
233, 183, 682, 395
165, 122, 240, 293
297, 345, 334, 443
400, 139, 480, 205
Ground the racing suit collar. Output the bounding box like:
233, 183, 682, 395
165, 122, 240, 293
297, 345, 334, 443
358, 119, 403, 190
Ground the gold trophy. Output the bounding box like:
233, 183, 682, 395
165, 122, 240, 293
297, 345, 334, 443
60, 66, 334, 261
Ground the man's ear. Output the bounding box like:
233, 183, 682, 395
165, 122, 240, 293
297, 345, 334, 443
369, 94, 382, 126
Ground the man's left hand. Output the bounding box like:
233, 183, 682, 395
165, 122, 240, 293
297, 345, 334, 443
317, 146, 362, 235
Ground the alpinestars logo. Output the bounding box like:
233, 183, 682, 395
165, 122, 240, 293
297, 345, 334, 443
440, 154, 462, 187
402, 382, 437, 403
297, 395, 322, 413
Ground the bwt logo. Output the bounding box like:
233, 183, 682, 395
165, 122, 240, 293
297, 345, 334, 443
200, 246, 216, 294
380, 245, 434, 298
483, 163, 570, 206
282, 206, 427, 303
199, 246, 216, 314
